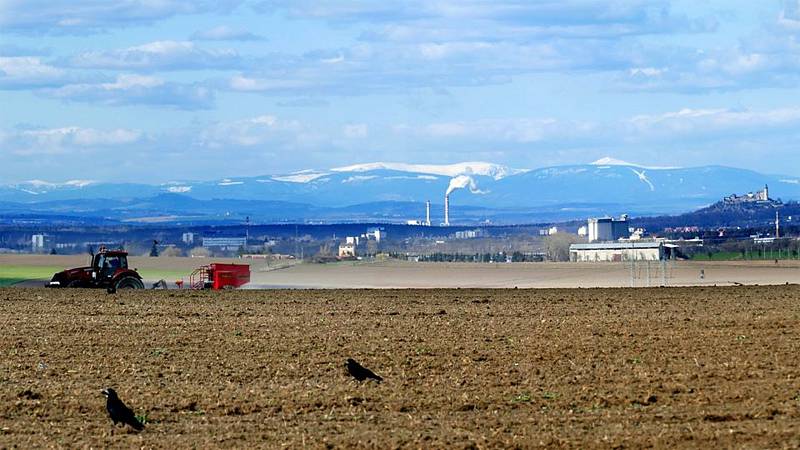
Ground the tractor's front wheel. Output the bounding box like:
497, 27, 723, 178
115, 277, 144, 290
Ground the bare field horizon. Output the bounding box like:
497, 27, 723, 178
2, 254, 799, 289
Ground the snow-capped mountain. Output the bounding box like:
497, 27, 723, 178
1, 159, 799, 223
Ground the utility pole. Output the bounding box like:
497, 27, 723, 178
775, 210, 780, 239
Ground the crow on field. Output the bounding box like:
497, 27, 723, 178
345, 358, 383, 382
101, 388, 144, 431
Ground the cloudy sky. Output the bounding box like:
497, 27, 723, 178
2, 1, 800, 183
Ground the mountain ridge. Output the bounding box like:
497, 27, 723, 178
2, 159, 798, 224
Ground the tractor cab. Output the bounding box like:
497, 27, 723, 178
92, 250, 128, 280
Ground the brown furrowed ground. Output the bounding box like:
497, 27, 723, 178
1, 286, 800, 448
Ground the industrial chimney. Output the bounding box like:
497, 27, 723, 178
425, 200, 431, 226
444, 194, 450, 226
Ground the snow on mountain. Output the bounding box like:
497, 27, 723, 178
630, 169, 655, 191
12, 179, 96, 194
63, 180, 94, 188
331, 161, 524, 180
591, 156, 680, 170
271, 170, 329, 183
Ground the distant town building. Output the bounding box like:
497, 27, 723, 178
31, 234, 46, 250
577, 226, 588, 237
587, 215, 629, 242
454, 229, 485, 239
202, 237, 247, 250
624, 228, 647, 241
570, 241, 675, 262
365, 227, 384, 242
338, 242, 357, 258
181, 232, 195, 245
664, 226, 700, 233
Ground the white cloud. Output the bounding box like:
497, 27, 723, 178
397, 118, 594, 143
256, 0, 713, 39
0, 1, 242, 34
197, 114, 311, 148
229, 75, 313, 92
70, 40, 240, 70
1, 126, 143, 155
0, 56, 69, 88
628, 107, 800, 135
45, 74, 214, 109
191, 25, 264, 41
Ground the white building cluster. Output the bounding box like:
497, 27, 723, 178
570, 214, 677, 262
338, 227, 385, 258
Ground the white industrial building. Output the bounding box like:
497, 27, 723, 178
365, 227, 383, 242
31, 234, 46, 250
202, 237, 247, 250
569, 241, 676, 262
338, 242, 356, 258
587, 215, 630, 242
181, 232, 195, 245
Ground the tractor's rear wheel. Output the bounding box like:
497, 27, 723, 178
115, 277, 144, 290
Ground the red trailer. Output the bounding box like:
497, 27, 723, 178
189, 263, 250, 290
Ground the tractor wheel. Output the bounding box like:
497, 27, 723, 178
67, 280, 82, 288
115, 277, 144, 290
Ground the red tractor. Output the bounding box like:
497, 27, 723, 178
47, 247, 144, 290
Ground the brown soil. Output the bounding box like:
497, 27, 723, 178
1, 286, 800, 448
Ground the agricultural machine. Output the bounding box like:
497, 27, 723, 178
188, 263, 250, 290
47, 246, 250, 291
47, 246, 144, 290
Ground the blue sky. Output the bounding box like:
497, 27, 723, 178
1, 0, 800, 183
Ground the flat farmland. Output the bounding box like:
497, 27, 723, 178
2, 286, 800, 448
3, 254, 800, 289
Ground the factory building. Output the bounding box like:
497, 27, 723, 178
202, 237, 247, 250
31, 234, 46, 250
587, 215, 630, 242
338, 242, 357, 258
365, 227, 383, 242
569, 241, 676, 262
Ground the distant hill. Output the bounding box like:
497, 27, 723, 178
632, 200, 800, 231
2, 159, 799, 224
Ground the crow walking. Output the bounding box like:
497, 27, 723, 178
101, 388, 144, 431
345, 358, 383, 382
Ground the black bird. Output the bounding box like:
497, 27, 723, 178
101, 388, 144, 431
345, 358, 383, 382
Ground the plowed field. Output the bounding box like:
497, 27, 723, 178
2, 286, 800, 448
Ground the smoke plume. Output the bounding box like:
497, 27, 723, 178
446, 175, 487, 196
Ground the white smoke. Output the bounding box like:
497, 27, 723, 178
446, 175, 487, 196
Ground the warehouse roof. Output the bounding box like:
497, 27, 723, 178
570, 242, 664, 250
